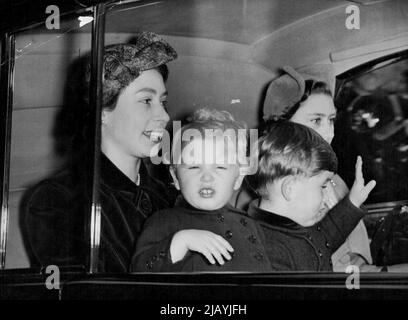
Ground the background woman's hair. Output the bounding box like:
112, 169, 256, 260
278, 79, 332, 121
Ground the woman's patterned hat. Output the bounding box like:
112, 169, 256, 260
102, 31, 177, 107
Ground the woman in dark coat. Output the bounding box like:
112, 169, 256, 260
24, 31, 178, 273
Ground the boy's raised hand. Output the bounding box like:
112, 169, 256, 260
349, 156, 376, 208
170, 229, 234, 265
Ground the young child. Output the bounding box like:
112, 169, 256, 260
131, 109, 271, 272
246, 121, 376, 271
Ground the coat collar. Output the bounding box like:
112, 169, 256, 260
247, 199, 308, 234
100, 153, 176, 206
100, 152, 144, 193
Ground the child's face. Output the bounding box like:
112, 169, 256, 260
171, 137, 244, 211
289, 170, 334, 227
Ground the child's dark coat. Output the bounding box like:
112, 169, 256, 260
131, 198, 271, 272
247, 197, 365, 271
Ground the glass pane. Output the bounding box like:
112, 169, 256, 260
95, 0, 408, 275
102, 0, 276, 274
334, 58, 408, 205
6, 12, 93, 269
334, 58, 408, 267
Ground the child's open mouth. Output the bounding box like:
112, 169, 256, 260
143, 130, 164, 143
199, 188, 215, 198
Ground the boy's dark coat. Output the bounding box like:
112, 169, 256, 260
247, 197, 365, 271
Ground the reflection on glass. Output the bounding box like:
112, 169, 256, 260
6, 15, 92, 269
334, 59, 408, 205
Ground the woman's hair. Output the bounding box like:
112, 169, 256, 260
247, 121, 337, 199
279, 79, 332, 121
101, 64, 169, 111
171, 108, 248, 167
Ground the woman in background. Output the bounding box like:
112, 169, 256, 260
236, 65, 374, 271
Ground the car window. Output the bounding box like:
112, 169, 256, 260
333, 57, 408, 205
2, 0, 408, 277
102, 0, 408, 274
4, 13, 92, 269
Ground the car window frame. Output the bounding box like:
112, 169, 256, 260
336, 50, 408, 99
0, 32, 15, 270
0, 2, 107, 273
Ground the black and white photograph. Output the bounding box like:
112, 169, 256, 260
1, 0, 408, 307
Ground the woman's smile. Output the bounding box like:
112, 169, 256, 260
143, 129, 165, 143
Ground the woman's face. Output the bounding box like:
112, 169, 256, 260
289, 94, 336, 144
101, 69, 170, 160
